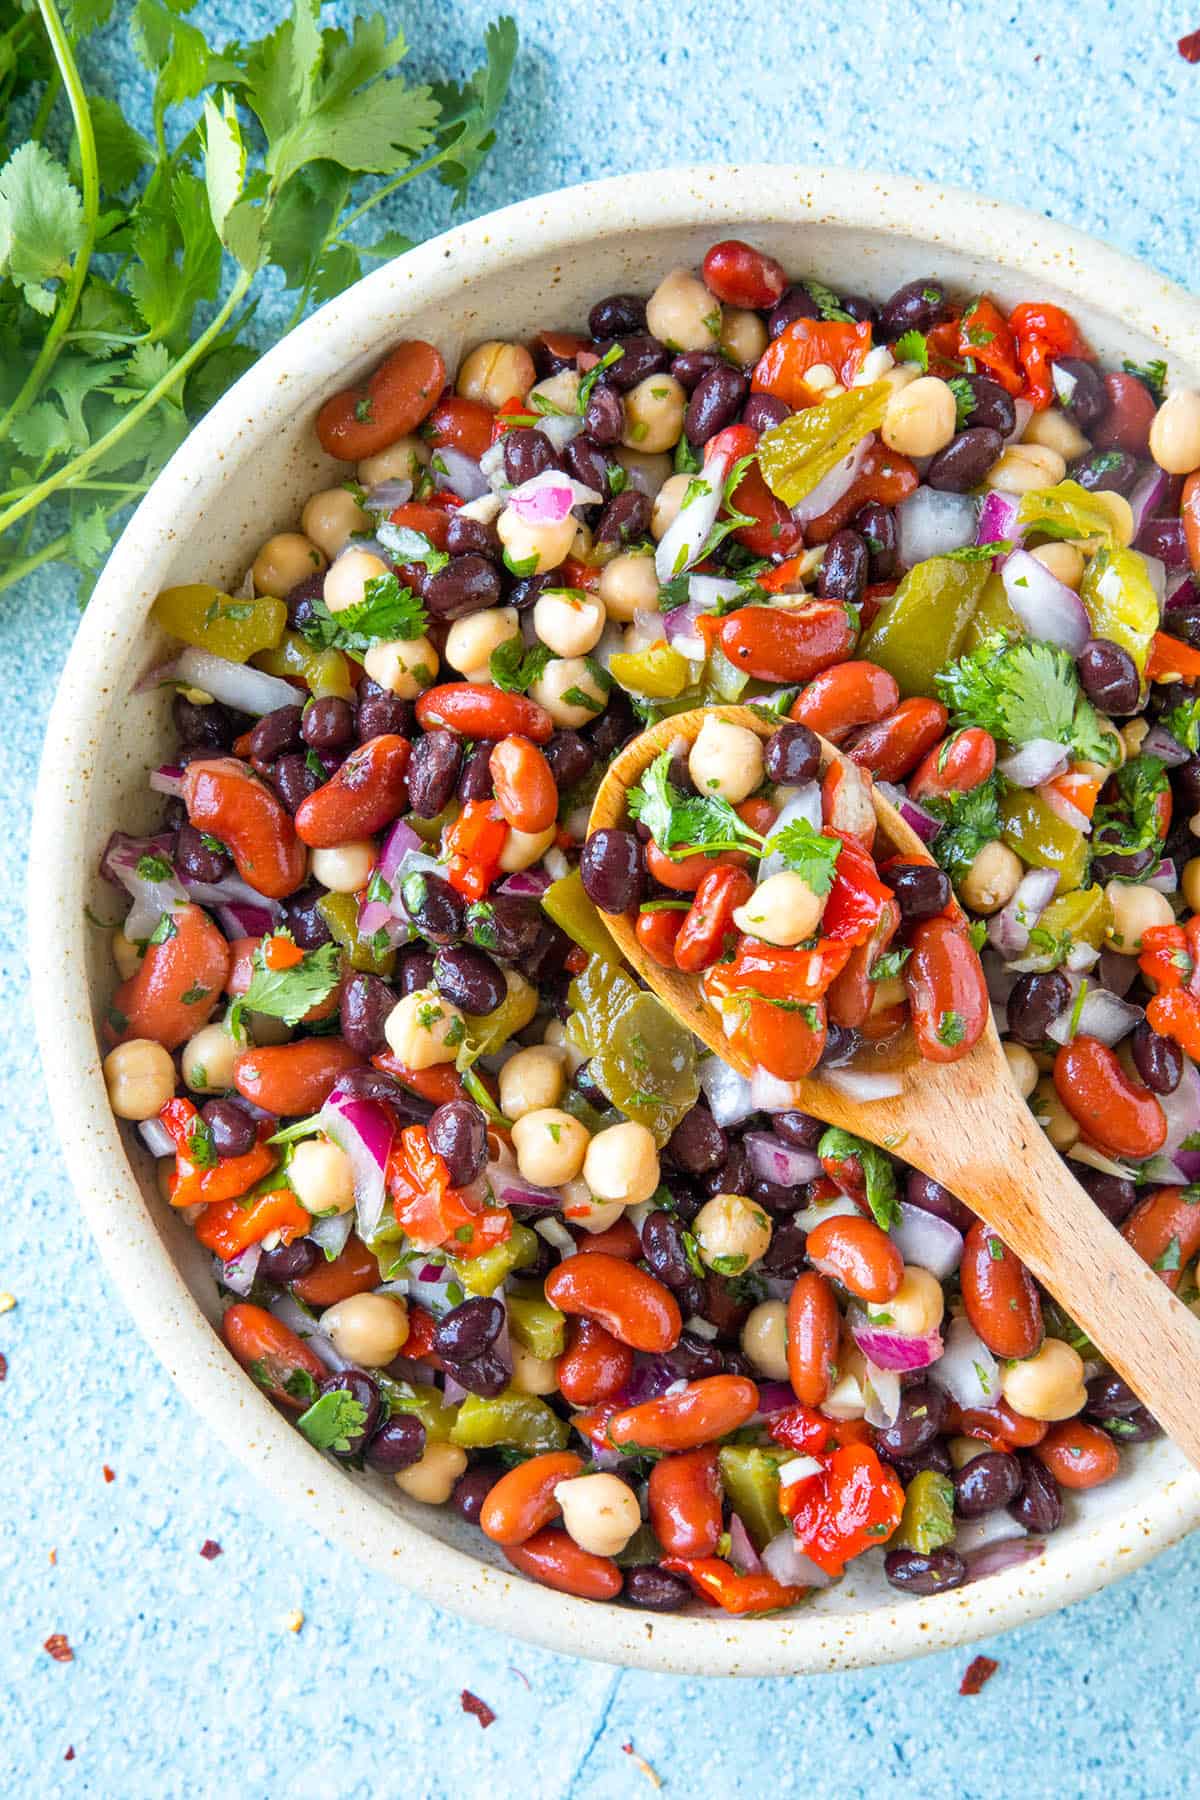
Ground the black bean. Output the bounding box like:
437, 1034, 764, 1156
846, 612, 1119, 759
666, 1331, 725, 1381
174, 821, 231, 884
1084, 1371, 1142, 1419
763, 721, 820, 785
428, 1098, 489, 1187
356, 677, 413, 742
1006, 969, 1073, 1045
340, 972, 395, 1056
407, 730, 462, 819
401, 871, 466, 944
640, 1209, 699, 1294
563, 434, 612, 496
581, 828, 645, 914
1164, 580, 1200, 647
451, 1463, 503, 1523
954, 1449, 1022, 1517
666, 1104, 726, 1176
773, 1111, 824, 1151
316, 1370, 380, 1460
1006, 1451, 1063, 1534
761, 1219, 808, 1277
424, 553, 502, 621
1103, 1405, 1162, 1442
589, 294, 646, 339
581, 385, 624, 446
1075, 1167, 1138, 1227
202, 1097, 257, 1157
741, 392, 790, 434
1089, 840, 1158, 884
888, 1438, 954, 1485
671, 350, 725, 392
586, 688, 638, 760
1069, 448, 1140, 496
852, 501, 899, 581
906, 1170, 973, 1233
280, 881, 333, 949
446, 512, 500, 560
925, 427, 1003, 493
258, 1237, 320, 1283
332, 1063, 433, 1123
1141, 516, 1188, 565
467, 892, 544, 962
514, 918, 573, 987
249, 704, 303, 762
434, 944, 506, 1015
959, 373, 1017, 436
768, 285, 820, 339
750, 1176, 803, 1217
1077, 637, 1140, 715
435, 1296, 504, 1363
504, 427, 560, 486
302, 696, 355, 751
1054, 356, 1108, 430
889, 862, 952, 924
544, 730, 594, 792
443, 1348, 509, 1398
567, 1059, 603, 1111
1131, 1020, 1183, 1094
721, 1348, 755, 1379
395, 948, 437, 996
508, 572, 553, 614
285, 571, 326, 630
173, 694, 234, 751
271, 751, 320, 814
872, 1381, 947, 1460
456, 744, 495, 803
884, 1548, 967, 1595
591, 334, 668, 390
623, 1565, 692, 1611
595, 490, 651, 547
685, 365, 748, 443
841, 292, 879, 326
707, 1141, 751, 1201
879, 276, 953, 342
817, 528, 868, 603
365, 1413, 426, 1473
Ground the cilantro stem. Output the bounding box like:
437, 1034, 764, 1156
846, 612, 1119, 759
28, 64, 61, 143
0, 501, 128, 595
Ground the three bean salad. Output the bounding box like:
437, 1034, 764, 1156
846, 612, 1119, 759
99, 236, 1200, 1615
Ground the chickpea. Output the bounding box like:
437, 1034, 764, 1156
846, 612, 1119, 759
509, 1339, 559, 1396
614, 448, 673, 498
498, 822, 557, 874
529, 368, 580, 415
1022, 407, 1089, 461
511, 1107, 589, 1188
1086, 489, 1135, 547
1033, 1075, 1080, 1152
181, 1021, 239, 1094
499, 1045, 565, 1120
692, 1191, 772, 1273
444, 606, 520, 681
620, 374, 687, 455
646, 267, 722, 353
1149, 387, 1200, 475
102, 1038, 177, 1121
881, 376, 957, 457
383, 988, 466, 1070
564, 1189, 627, 1234
554, 1472, 641, 1557
1122, 716, 1150, 759
883, 1266, 944, 1337
582, 1120, 660, 1207
533, 588, 606, 659
1003, 1040, 1040, 1099
529, 656, 609, 729
1001, 1337, 1087, 1422
111, 928, 143, 981
985, 442, 1068, 494
740, 1299, 790, 1380
1030, 540, 1085, 590
362, 635, 438, 699
732, 870, 825, 947
720, 306, 768, 367
958, 839, 1023, 915
688, 713, 764, 805
948, 1435, 991, 1470
568, 519, 594, 564
357, 436, 429, 488
1183, 858, 1200, 914
543, 1016, 585, 1075
878, 361, 921, 398
496, 503, 576, 578
253, 531, 325, 598
324, 547, 389, 614
650, 472, 693, 540
289, 1136, 356, 1216
395, 1440, 468, 1504
301, 488, 370, 560
457, 340, 536, 409
320, 1290, 410, 1367
1104, 878, 1176, 953
598, 550, 660, 621
310, 839, 376, 894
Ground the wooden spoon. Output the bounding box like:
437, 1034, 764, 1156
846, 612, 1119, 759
591, 703, 1200, 1470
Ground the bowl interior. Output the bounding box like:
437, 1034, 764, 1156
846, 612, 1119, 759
33, 167, 1200, 1674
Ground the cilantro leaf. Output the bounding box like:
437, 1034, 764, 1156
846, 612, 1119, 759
299, 572, 427, 653
922, 773, 1004, 883
761, 818, 842, 895
375, 519, 450, 575
296, 1389, 368, 1454
0, 142, 86, 316
1123, 357, 1168, 405
817, 1127, 900, 1230
869, 946, 911, 981
489, 637, 553, 694
578, 344, 624, 411
935, 633, 1117, 765
1091, 754, 1169, 875
627, 749, 764, 859
892, 329, 928, 370
1161, 697, 1200, 755
804, 278, 854, 324
947, 376, 975, 431
230, 940, 341, 1036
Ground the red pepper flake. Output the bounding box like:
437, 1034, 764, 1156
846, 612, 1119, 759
199, 1539, 223, 1561
1179, 29, 1200, 61
960, 1654, 999, 1695
64, 1747, 75, 1762
460, 1689, 496, 1728
508, 1665, 531, 1690
0, 1351, 7, 1381
48, 1548, 56, 1566
44, 1634, 74, 1663
102, 1465, 115, 1484
622, 1743, 663, 1789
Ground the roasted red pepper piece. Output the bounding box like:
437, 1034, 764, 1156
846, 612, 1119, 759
1138, 922, 1193, 994
767, 1403, 874, 1454
659, 1556, 807, 1615
780, 1442, 904, 1576
194, 1188, 310, 1260
750, 318, 873, 407
1008, 301, 1092, 411
159, 1095, 277, 1209
674, 866, 755, 973
442, 798, 508, 900
820, 832, 893, 947
387, 1123, 512, 1257
703, 936, 852, 1005
956, 297, 1023, 396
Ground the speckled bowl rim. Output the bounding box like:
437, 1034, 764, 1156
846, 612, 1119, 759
29, 164, 1200, 1676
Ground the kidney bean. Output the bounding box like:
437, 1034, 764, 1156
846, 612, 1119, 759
958, 373, 1017, 435
545, 1253, 681, 1352
925, 427, 1004, 494
648, 1447, 722, 1558
111, 904, 230, 1050
222, 1303, 326, 1409
808, 441, 921, 543
477, 1450, 585, 1547
316, 341, 445, 460
817, 528, 869, 604
1130, 1021, 1184, 1096
581, 828, 645, 914
233, 1038, 364, 1117
1091, 371, 1156, 454
1034, 1419, 1120, 1490
607, 1375, 759, 1453
720, 602, 857, 684
182, 757, 307, 899
423, 394, 493, 461
424, 553, 504, 622
406, 731, 462, 819
1054, 1036, 1168, 1161
768, 285, 820, 338
725, 448, 803, 560
905, 915, 989, 1063
675, 866, 754, 973
909, 726, 996, 802
961, 1220, 1043, 1359
954, 1449, 1022, 1518
742, 392, 790, 434
686, 365, 748, 444
666, 1105, 726, 1179
1006, 1450, 1064, 1533
879, 276, 952, 342
1120, 1184, 1200, 1291
849, 697, 948, 781
883, 1547, 967, 1595
702, 239, 787, 309
1006, 969, 1072, 1046
623, 1565, 692, 1611
785, 1271, 839, 1406
556, 1316, 633, 1408
595, 490, 651, 547
294, 735, 411, 848
575, 1215, 643, 1261
416, 683, 553, 743
504, 1526, 623, 1599
489, 735, 558, 835
805, 1214, 903, 1303
1078, 638, 1140, 715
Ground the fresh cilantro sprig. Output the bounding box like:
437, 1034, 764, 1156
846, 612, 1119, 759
489, 637, 553, 694
935, 633, 1118, 766
947, 376, 975, 430
627, 748, 842, 880
817, 1127, 900, 1231
230, 939, 341, 1037
375, 521, 450, 576
757, 817, 841, 894
577, 344, 624, 411
299, 572, 427, 653
1092, 754, 1169, 875
296, 1389, 368, 1454
1123, 357, 1168, 404
922, 773, 1004, 883
892, 330, 928, 370
804, 278, 854, 324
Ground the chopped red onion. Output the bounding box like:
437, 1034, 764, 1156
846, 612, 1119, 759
138, 1116, 176, 1158
727, 1513, 764, 1575
319, 1085, 395, 1243
897, 488, 978, 565
379, 818, 423, 883
929, 1314, 999, 1409
433, 447, 490, 502
363, 477, 413, 514
1050, 361, 1078, 409
961, 1538, 1047, 1584
998, 737, 1071, 788
662, 599, 706, 660
744, 1130, 822, 1187
175, 645, 300, 716
1046, 986, 1143, 1048
220, 1243, 262, 1297
1141, 724, 1191, 767
987, 866, 1059, 962
1001, 549, 1091, 654
1147, 858, 1179, 895
753, 1380, 799, 1416
862, 1361, 902, 1427
1157, 1054, 1200, 1156
823, 1068, 904, 1102
101, 830, 189, 941
654, 443, 731, 582
1064, 941, 1100, 974
1006, 399, 1034, 445
216, 900, 277, 941
850, 1307, 944, 1373
497, 869, 552, 897
890, 1201, 964, 1279
491, 1165, 563, 1213
1128, 464, 1173, 535
180, 869, 283, 922
976, 488, 1022, 548
269, 1292, 350, 1370
897, 796, 942, 845
699, 1056, 757, 1127
762, 1529, 832, 1589
790, 435, 873, 527
150, 765, 185, 798
507, 468, 600, 524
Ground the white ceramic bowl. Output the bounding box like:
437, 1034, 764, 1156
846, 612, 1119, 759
29, 165, 1200, 1675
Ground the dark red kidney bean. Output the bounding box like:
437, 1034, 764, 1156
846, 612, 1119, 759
249, 704, 304, 762
467, 892, 544, 961
817, 528, 868, 603
340, 972, 395, 1056
258, 1237, 320, 1282
1070, 447, 1139, 495
906, 1170, 974, 1233
959, 373, 1017, 435
1077, 638, 1140, 715
705, 1141, 752, 1201
333, 1062, 433, 1123
445, 512, 500, 560
1075, 1167, 1139, 1226
316, 1370, 380, 1460
588, 294, 646, 339
280, 881, 333, 949
954, 1450, 1022, 1517
427, 1097, 489, 1186
581, 828, 645, 913
451, 1462, 503, 1523
623, 1565, 692, 1611
435, 1296, 504, 1362
457, 743, 495, 802
356, 677, 413, 743
889, 862, 951, 924
763, 721, 820, 784
201, 1097, 257, 1157
504, 427, 560, 485
640, 1209, 700, 1295
544, 729, 594, 790
424, 553, 502, 621
884, 1548, 967, 1594
563, 434, 613, 495
271, 752, 321, 814
1050, 355, 1106, 429
407, 729, 463, 818
666, 1104, 726, 1176
767, 284, 820, 338
595, 490, 651, 546
1131, 1020, 1184, 1094
742, 392, 790, 434
302, 696, 355, 750
1007, 1450, 1063, 1533
400, 871, 466, 943
879, 276, 952, 341
761, 1218, 808, 1277
395, 948, 437, 995
671, 350, 725, 392
1006, 969, 1073, 1046
582, 391, 625, 454
434, 944, 505, 1014
852, 500, 899, 581
365, 1412, 426, 1473
665, 1330, 726, 1382
872, 1380, 947, 1459
591, 334, 668, 390
175, 821, 231, 884
925, 427, 1003, 493
685, 365, 748, 443
773, 1110, 824, 1150
174, 693, 235, 750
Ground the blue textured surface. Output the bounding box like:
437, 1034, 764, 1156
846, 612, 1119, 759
5, 2, 1200, 1792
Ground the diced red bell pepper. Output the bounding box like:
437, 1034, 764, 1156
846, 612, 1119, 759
703, 936, 852, 1005
956, 297, 1024, 395
1147, 988, 1200, 1061
820, 832, 894, 947
751, 318, 873, 407
780, 1442, 904, 1576
1008, 301, 1092, 411
262, 932, 304, 971
443, 799, 508, 900
767, 1403, 874, 1455
1147, 632, 1200, 684
659, 1556, 807, 1615
159, 1096, 277, 1210
387, 1123, 512, 1258
1138, 923, 1194, 994
193, 1188, 310, 1261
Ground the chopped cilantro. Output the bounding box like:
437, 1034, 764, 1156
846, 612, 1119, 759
1122, 357, 1168, 404
922, 772, 1004, 883
674, 434, 703, 475
489, 638, 553, 694
817, 1127, 900, 1230
148, 913, 179, 946
892, 329, 928, 370
935, 633, 1117, 766
229, 940, 341, 1036
627, 748, 764, 860
936, 1009, 966, 1047
577, 344, 625, 411
179, 983, 211, 1006
299, 572, 427, 653
502, 548, 540, 578
947, 376, 975, 431
375, 520, 451, 576
709, 1252, 748, 1276
1153, 1236, 1183, 1274
941, 540, 1013, 563
1091, 755, 1168, 875
869, 947, 911, 982
804, 278, 854, 323
296, 1390, 368, 1454
136, 853, 173, 883
760, 818, 842, 896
